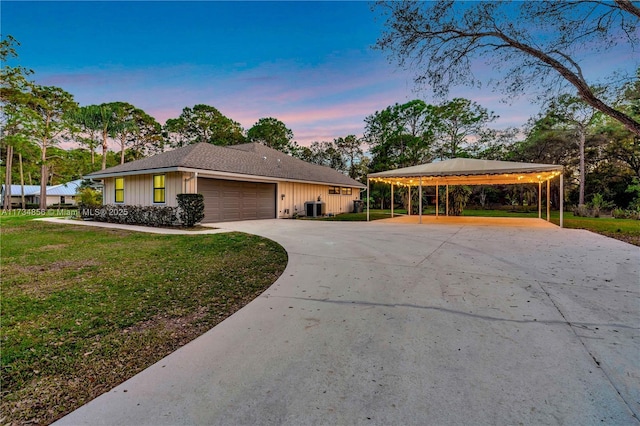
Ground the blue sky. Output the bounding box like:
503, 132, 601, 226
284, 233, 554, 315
2, 1, 636, 147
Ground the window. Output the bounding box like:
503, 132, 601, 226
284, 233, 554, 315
114, 177, 124, 203
341, 187, 352, 195
328, 186, 340, 194
153, 174, 165, 203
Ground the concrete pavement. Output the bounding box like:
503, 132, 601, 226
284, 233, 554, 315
55, 218, 640, 425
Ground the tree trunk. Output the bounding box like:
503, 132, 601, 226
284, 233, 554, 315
579, 127, 585, 206
91, 145, 95, 165
102, 129, 108, 170
40, 143, 48, 210
3, 145, 13, 210
120, 140, 125, 165
19, 152, 25, 209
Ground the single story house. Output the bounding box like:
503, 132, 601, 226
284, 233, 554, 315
1, 179, 83, 207
85, 142, 365, 223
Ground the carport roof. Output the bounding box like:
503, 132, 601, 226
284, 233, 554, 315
368, 158, 563, 186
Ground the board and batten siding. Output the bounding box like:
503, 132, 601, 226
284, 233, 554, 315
101, 172, 360, 218
276, 181, 360, 218
102, 172, 193, 207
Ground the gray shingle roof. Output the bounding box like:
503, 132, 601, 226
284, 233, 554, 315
86, 143, 365, 188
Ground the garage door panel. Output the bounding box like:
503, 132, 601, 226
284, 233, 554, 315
198, 178, 275, 223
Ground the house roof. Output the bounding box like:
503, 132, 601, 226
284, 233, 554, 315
86, 142, 365, 188
47, 179, 83, 196
1, 179, 83, 196
368, 158, 563, 186
2, 184, 41, 196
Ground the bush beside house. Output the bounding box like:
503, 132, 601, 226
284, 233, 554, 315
85, 193, 206, 227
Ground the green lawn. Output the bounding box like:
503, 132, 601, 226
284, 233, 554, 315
0, 215, 287, 425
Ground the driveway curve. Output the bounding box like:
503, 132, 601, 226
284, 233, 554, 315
56, 219, 640, 425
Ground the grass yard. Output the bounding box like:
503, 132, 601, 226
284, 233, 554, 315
315, 208, 639, 246
0, 215, 287, 425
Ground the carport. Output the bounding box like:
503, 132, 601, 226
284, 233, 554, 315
367, 158, 565, 227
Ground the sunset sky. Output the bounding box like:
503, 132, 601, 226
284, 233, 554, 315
2, 1, 636, 147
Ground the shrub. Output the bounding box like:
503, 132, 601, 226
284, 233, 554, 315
91, 204, 179, 227
572, 204, 592, 217
450, 185, 471, 216
177, 194, 205, 227
77, 187, 103, 218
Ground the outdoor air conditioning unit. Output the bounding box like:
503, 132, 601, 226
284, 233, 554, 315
304, 201, 326, 217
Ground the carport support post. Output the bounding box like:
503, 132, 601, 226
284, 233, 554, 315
546, 179, 550, 222
408, 186, 411, 216
446, 185, 449, 216
538, 182, 542, 219
419, 178, 423, 224
435, 184, 439, 219
391, 183, 394, 218
560, 174, 564, 228
366, 178, 370, 222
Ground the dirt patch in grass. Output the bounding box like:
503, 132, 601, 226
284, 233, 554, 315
1, 216, 288, 425
597, 231, 640, 247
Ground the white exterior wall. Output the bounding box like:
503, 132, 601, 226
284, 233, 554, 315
103, 172, 190, 207
101, 171, 361, 218
46, 195, 77, 206
276, 181, 361, 218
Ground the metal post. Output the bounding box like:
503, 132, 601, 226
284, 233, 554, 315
538, 182, 542, 219
366, 178, 370, 222
560, 174, 564, 228
419, 178, 423, 224
546, 179, 550, 222
436, 184, 439, 218
408, 186, 411, 216
391, 183, 394, 218
446, 185, 449, 216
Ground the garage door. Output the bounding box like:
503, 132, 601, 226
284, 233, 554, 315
197, 178, 276, 223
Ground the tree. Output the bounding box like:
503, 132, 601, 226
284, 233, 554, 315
375, 1, 640, 136
166, 104, 245, 146
364, 99, 435, 171
1, 35, 33, 209
432, 98, 497, 159
24, 85, 78, 208
97, 103, 118, 170
247, 117, 296, 153
163, 117, 189, 148
71, 105, 102, 165
111, 102, 137, 164
306, 141, 347, 172
126, 110, 163, 160
110, 102, 163, 163
334, 135, 364, 180
548, 94, 600, 205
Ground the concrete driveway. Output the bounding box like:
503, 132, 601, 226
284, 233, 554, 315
56, 219, 639, 425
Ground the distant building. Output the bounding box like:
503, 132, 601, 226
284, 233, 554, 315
1, 179, 83, 207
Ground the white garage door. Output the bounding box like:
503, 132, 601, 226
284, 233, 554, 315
198, 178, 276, 223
